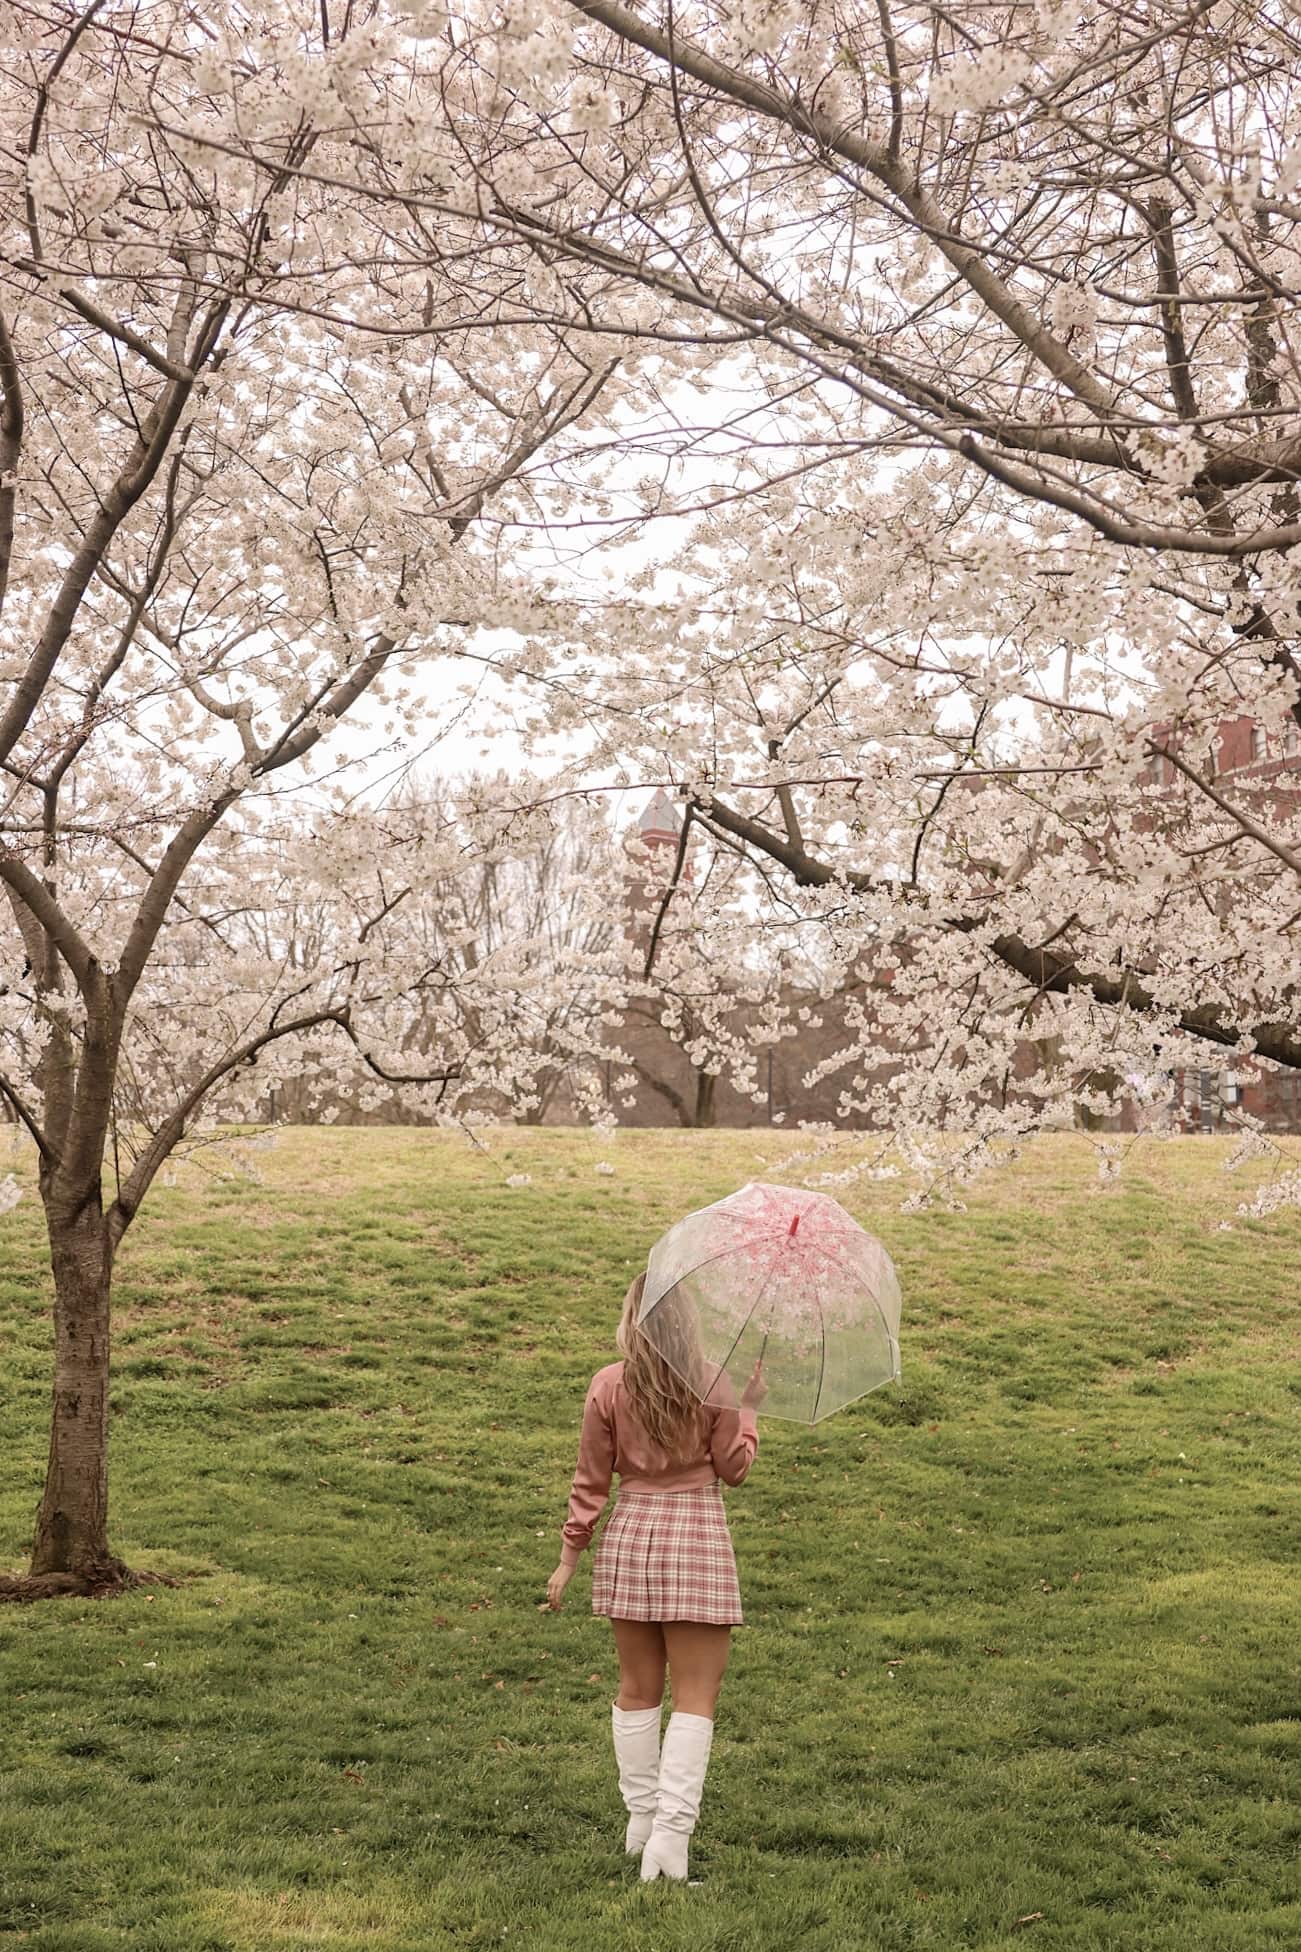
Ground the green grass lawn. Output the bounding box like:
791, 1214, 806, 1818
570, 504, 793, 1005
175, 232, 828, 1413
1, 1126, 1298, 1952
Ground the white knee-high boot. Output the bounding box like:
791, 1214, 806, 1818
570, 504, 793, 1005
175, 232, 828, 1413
640, 1711, 714, 1883
611, 1703, 662, 1852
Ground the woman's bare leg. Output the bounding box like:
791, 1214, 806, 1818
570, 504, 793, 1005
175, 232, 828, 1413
638, 1623, 730, 1880
662, 1621, 731, 1717
611, 1617, 667, 1709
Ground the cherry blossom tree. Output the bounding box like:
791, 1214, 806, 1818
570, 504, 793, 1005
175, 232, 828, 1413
335, 0, 1301, 1188
0, 1, 631, 1598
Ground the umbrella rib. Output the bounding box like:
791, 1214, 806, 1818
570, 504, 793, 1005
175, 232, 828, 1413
810, 1261, 828, 1424
640, 1234, 764, 1319
812, 1239, 901, 1363
702, 1254, 782, 1407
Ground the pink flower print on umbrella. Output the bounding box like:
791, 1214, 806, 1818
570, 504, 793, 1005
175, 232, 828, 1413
638, 1181, 902, 1424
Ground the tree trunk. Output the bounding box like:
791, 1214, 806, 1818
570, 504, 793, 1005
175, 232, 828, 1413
693, 1069, 717, 1128
27, 1193, 125, 1590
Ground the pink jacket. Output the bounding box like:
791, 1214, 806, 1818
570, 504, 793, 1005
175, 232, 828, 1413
560, 1360, 760, 1568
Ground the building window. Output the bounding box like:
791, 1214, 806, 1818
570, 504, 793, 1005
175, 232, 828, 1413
1285, 721, 1300, 758
1251, 725, 1267, 763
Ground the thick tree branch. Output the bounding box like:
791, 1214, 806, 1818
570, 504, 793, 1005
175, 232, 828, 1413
956, 433, 1301, 556
48, 442, 195, 791
0, 849, 99, 995
47, 285, 193, 382
693, 791, 1301, 1073
1147, 201, 1199, 424
112, 789, 241, 1003
875, 0, 904, 167
336, 1010, 462, 1091
23, 0, 110, 266
0, 302, 21, 617
114, 620, 415, 1011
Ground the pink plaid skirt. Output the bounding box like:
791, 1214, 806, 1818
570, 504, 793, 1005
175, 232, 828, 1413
591, 1479, 744, 1625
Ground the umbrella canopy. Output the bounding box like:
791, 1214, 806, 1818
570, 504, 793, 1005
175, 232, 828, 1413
638, 1180, 902, 1425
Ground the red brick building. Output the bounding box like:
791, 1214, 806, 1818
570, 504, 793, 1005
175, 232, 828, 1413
1144, 710, 1301, 788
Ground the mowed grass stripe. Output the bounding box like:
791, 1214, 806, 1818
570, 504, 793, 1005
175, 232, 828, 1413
0, 1127, 1297, 1952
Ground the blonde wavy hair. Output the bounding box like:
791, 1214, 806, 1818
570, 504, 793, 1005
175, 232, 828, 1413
616, 1271, 709, 1464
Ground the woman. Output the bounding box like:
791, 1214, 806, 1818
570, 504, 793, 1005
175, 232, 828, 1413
545, 1269, 766, 1882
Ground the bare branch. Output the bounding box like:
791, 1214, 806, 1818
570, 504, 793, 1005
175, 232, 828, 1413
0, 1069, 51, 1158
1150, 744, 1301, 878
0, 284, 210, 767
108, 1006, 351, 1241
641, 801, 695, 980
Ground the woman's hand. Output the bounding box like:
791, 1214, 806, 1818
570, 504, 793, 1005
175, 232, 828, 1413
741, 1358, 768, 1410
546, 1562, 574, 1611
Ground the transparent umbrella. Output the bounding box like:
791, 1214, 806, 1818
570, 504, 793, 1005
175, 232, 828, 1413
638, 1180, 902, 1424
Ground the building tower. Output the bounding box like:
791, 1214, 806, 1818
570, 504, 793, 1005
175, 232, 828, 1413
623, 787, 692, 961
